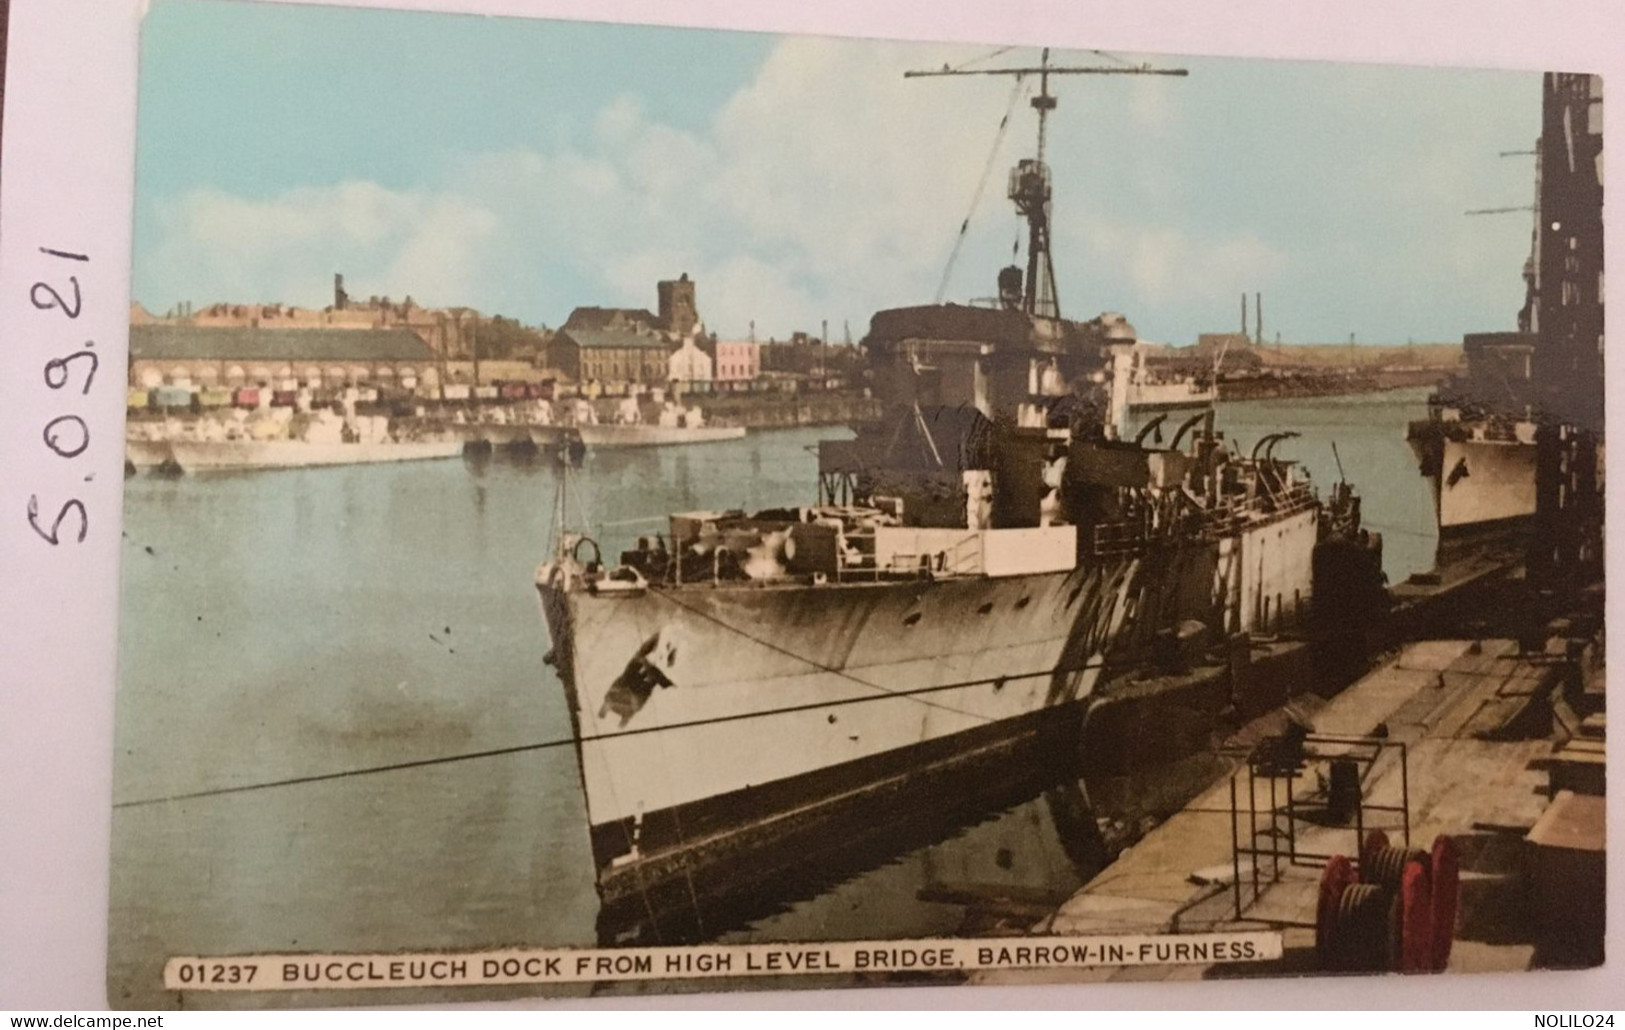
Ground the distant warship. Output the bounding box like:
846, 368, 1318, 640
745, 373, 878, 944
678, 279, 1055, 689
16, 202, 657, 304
1407, 74, 1604, 568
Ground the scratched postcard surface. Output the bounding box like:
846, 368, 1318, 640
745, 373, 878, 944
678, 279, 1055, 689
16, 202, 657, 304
111, 0, 1606, 1007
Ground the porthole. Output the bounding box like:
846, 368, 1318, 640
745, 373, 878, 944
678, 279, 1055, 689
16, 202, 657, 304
903, 611, 922, 627
1014, 596, 1031, 610
977, 602, 994, 615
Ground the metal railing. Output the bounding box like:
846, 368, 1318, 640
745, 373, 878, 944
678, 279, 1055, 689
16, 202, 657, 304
1225, 732, 1411, 924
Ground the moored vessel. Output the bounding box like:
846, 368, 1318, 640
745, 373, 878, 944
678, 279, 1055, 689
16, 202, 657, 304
1406, 338, 1540, 561
165, 437, 462, 471
131, 400, 462, 473
574, 423, 746, 448
1123, 341, 1219, 412
534, 50, 1378, 929
1407, 73, 1607, 572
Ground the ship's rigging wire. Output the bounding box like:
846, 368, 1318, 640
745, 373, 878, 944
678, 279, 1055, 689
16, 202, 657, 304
947, 45, 1015, 72
112, 659, 1108, 810
935, 75, 1028, 304
1357, 518, 1436, 541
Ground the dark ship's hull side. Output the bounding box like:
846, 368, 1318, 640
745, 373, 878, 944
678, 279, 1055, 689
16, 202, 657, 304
589, 691, 1097, 933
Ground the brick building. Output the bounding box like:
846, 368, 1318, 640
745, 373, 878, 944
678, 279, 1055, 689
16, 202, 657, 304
549, 273, 715, 393
548, 327, 671, 394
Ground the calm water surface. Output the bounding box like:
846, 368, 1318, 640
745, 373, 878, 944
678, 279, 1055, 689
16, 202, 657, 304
110, 389, 1436, 1007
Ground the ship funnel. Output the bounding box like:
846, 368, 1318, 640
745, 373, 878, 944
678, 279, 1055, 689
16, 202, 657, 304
998, 265, 1024, 311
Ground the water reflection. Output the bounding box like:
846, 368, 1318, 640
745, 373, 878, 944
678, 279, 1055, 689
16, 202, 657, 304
597, 744, 1231, 949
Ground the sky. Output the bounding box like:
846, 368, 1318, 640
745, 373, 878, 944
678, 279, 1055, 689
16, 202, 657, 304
131, 0, 1545, 344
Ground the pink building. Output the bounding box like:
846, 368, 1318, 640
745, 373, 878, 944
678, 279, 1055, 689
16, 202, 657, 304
712, 340, 761, 385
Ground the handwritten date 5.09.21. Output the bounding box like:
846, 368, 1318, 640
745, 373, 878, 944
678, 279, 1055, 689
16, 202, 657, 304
27, 246, 96, 546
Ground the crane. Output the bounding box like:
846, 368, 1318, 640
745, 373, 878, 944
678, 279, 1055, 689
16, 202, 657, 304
905, 48, 1186, 319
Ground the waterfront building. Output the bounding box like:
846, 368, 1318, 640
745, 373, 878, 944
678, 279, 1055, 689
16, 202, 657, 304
711, 339, 761, 390
126, 324, 440, 391
667, 333, 714, 391
549, 326, 672, 395
551, 273, 722, 395
132, 274, 484, 357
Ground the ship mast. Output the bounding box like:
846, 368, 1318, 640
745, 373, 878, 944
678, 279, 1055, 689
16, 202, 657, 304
906, 49, 1187, 319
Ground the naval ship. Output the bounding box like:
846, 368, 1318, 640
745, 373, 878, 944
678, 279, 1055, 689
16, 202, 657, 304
1407, 73, 1605, 568
535, 51, 1378, 927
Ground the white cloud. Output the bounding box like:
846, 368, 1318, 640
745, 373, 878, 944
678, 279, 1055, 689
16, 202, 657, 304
134, 36, 1531, 345
144, 182, 497, 309
1077, 217, 1284, 331
138, 37, 1034, 336
593, 94, 644, 149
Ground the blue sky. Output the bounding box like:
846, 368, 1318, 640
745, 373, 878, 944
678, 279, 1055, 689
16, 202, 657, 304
133, 0, 1543, 344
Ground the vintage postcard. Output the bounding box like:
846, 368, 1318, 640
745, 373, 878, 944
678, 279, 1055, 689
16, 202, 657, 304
108, 0, 1605, 1008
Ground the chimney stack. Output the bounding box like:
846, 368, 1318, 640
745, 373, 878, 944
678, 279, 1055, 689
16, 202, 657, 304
1255, 293, 1263, 346
1240, 292, 1248, 337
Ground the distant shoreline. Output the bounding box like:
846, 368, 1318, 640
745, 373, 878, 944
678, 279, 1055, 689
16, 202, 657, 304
1216, 367, 1442, 403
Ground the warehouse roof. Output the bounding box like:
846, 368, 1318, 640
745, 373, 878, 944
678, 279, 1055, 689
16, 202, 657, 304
128, 325, 436, 363
555, 327, 672, 351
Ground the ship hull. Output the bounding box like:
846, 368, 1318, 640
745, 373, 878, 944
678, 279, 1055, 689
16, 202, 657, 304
537, 500, 1325, 912
1124, 381, 1216, 412
1125, 398, 1216, 412
593, 692, 1094, 932
576, 424, 746, 448
1407, 426, 1537, 553
463, 424, 537, 448
538, 562, 1141, 903
125, 439, 173, 470
166, 438, 463, 471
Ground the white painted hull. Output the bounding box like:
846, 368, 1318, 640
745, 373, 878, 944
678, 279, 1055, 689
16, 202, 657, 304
126, 439, 173, 469
575, 424, 746, 448
1125, 380, 1216, 411
547, 566, 1132, 828
1408, 430, 1538, 534
166, 439, 463, 471
536, 508, 1320, 905
1434, 437, 1538, 531
1228, 508, 1321, 634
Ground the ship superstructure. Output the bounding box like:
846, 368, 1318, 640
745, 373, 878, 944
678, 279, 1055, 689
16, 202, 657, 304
535, 50, 1375, 927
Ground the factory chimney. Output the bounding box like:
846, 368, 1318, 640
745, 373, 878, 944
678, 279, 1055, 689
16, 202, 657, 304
1255, 293, 1263, 346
